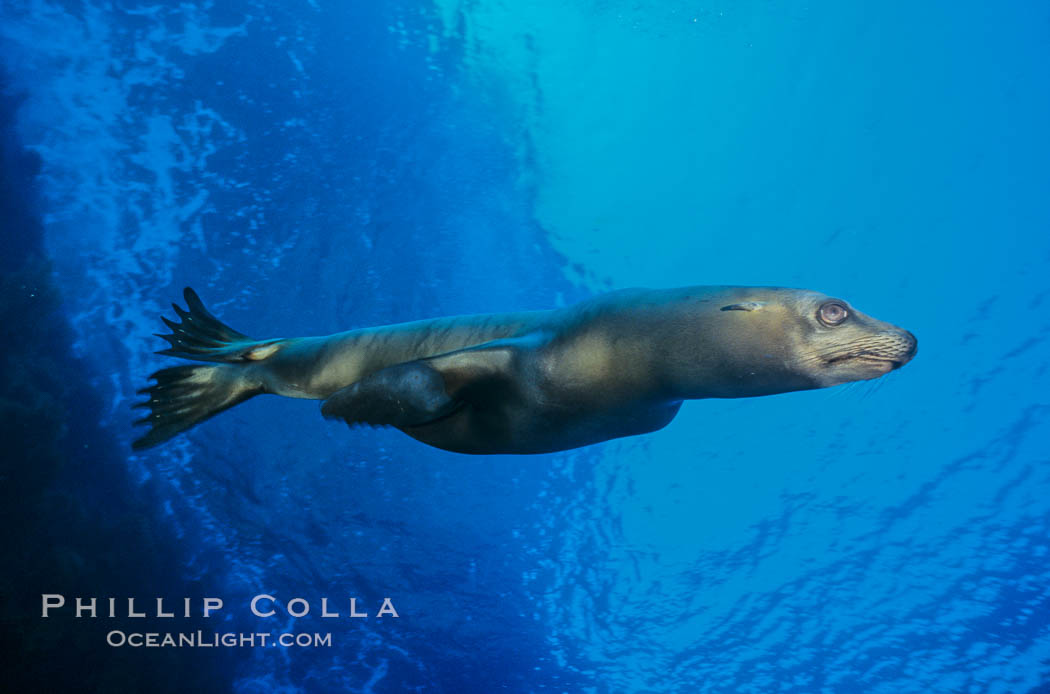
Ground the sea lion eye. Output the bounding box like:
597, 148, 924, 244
818, 301, 849, 326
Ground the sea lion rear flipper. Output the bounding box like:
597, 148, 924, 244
320, 341, 519, 428
133, 288, 277, 450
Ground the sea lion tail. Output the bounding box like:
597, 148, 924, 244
132, 287, 273, 450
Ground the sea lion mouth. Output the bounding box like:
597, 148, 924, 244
825, 351, 901, 367
808, 328, 916, 388
827, 354, 907, 374
821, 333, 917, 373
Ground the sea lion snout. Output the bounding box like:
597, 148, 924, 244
889, 329, 918, 368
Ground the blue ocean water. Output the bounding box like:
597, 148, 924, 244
1, 0, 1048, 692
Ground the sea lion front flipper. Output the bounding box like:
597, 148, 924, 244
320, 341, 519, 429
320, 361, 458, 428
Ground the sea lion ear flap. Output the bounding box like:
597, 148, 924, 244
720, 301, 767, 312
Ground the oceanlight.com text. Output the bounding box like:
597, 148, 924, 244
106, 630, 332, 648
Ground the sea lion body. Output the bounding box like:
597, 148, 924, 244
133, 286, 917, 454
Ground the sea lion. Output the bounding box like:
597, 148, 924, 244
133, 286, 917, 454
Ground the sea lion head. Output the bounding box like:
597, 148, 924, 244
713, 288, 917, 393
783, 291, 917, 388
